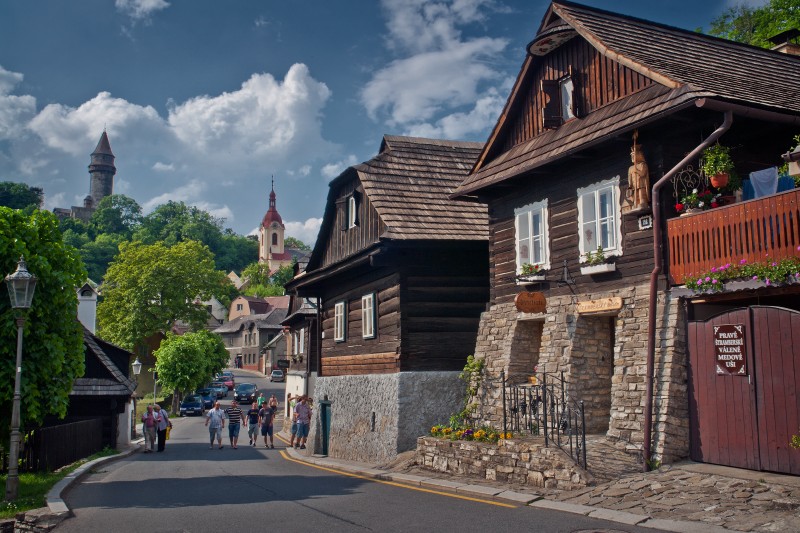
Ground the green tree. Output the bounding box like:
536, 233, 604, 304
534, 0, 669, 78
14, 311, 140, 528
90, 194, 142, 238
708, 0, 800, 48
97, 240, 231, 350
214, 231, 258, 273
284, 236, 311, 251
154, 330, 228, 411
80, 233, 126, 282
240, 262, 295, 297
0, 208, 87, 441
0, 182, 43, 211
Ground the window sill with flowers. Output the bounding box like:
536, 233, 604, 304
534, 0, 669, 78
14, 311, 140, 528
516, 263, 547, 284
684, 251, 800, 294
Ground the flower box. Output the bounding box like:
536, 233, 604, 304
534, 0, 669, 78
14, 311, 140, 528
516, 274, 546, 284
580, 263, 616, 275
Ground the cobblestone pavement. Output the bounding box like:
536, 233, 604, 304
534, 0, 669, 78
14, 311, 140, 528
381, 440, 800, 532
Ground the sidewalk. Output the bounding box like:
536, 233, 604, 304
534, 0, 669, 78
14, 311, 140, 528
280, 431, 800, 533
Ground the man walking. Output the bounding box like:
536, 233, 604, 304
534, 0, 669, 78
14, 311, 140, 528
259, 399, 276, 448
153, 404, 172, 452
205, 401, 226, 449
225, 400, 243, 449
245, 401, 260, 446
294, 395, 312, 450
141, 405, 157, 453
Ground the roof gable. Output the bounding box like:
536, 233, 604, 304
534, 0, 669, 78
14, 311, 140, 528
306, 135, 486, 271
460, 0, 800, 196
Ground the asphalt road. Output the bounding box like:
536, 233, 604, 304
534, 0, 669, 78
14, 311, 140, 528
55, 370, 665, 533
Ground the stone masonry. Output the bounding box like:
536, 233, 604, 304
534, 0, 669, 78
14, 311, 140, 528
469, 282, 688, 464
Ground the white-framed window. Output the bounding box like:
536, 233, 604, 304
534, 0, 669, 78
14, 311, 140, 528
361, 293, 376, 339
515, 199, 550, 274
560, 77, 576, 122
577, 176, 623, 261
348, 196, 357, 228
236, 303, 243, 311
334, 301, 346, 342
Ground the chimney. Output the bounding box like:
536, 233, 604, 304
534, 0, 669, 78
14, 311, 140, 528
769, 28, 800, 56
76, 283, 98, 333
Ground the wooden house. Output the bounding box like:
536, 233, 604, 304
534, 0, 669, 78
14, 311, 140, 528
452, 0, 800, 473
280, 295, 319, 408
285, 135, 489, 463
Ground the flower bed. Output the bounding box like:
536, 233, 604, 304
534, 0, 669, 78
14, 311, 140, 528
685, 253, 800, 294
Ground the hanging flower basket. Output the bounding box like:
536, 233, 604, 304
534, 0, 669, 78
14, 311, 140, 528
710, 172, 729, 189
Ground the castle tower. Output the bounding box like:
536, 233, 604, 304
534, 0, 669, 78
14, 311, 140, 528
258, 178, 288, 269
88, 131, 116, 207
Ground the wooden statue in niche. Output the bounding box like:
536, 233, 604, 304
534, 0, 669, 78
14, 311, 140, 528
625, 130, 651, 213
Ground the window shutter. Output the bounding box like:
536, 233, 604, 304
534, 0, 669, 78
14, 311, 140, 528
569, 74, 581, 118
541, 79, 561, 129
352, 191, 361, 226
336, 197, 347, 231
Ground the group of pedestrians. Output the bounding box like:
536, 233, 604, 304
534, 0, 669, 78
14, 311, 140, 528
141, 404, 173, 453
288, 395, 312, 450
204, 395, 280, 449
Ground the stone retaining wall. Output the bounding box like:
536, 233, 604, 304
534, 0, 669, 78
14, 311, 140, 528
0, 508, 69, 533
415, 436, 592, 490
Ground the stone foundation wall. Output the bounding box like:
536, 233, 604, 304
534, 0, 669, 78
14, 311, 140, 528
415, 436, 592, 490
308, 372, 463, 464
469, 283, 688, 464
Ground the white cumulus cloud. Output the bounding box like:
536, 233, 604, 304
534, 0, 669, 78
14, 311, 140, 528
285, 217, 323, 248
321, 155, 359, 180
115, 0, 170, 21
0, 65, 36, 140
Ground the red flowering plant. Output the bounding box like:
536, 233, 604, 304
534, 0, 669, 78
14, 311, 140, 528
675, 188, 722, 213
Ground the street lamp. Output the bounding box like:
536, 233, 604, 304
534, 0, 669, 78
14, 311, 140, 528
131, 357, 142, 439
4, 256, 37, 501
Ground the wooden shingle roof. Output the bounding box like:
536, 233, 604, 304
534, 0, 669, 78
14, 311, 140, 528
72, 328, 136, 397
354, 135, 486, 240
454, 0, 800, 197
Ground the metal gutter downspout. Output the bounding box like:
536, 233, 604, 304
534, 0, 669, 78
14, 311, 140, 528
643, 106, 733, 471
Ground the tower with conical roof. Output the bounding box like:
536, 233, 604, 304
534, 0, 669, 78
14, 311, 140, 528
88, 131, 116, 207
258, 178, 291, 270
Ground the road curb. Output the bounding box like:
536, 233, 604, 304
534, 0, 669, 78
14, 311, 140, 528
46, 443, 140, 514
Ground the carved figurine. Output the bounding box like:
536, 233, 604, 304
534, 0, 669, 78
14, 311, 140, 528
627, 130, 651, 211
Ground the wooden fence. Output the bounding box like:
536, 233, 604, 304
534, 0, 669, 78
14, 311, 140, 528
667, 188, 800, 284
2, 418, 104, 473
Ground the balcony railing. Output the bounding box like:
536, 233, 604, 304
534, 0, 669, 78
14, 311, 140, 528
667, 188, 800, 285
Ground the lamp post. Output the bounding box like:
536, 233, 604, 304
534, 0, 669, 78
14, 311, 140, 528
131, 357, 142, 439
4, 257, 37, 501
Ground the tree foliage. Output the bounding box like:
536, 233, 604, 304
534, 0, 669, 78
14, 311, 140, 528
708, 0, 800, 48
241, 262, 295, 297
284, 236, 311, 251
0, 182, 43, 211
90, 194, 142, 238
154, 330, 228, 405
0, 208, 87, 440
97, 240, 231, 350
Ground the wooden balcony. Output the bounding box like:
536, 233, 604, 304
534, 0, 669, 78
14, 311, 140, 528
667, 188, 800, 285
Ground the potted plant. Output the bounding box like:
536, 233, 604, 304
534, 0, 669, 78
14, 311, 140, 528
580, 246, 616, 274
702, 144, 735, 189
517, 263, 546, 283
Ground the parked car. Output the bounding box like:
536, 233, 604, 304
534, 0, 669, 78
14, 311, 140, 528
195, 388, 215, 408
220, 370, 235, 390
209, 381, 228, 398
234, 383, 258, 404
179, 395, 205, 417
270, 369, 285, 382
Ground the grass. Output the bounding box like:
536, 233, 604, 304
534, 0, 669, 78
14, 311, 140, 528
0, 446, 119, 518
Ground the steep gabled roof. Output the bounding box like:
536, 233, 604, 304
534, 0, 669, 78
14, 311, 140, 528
92, 131, 114, 156
455, 0, 800, 197
72, 327, 136, 397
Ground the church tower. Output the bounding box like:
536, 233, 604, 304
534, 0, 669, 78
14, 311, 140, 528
258, 178, 290, 270
88, 131, 116, 207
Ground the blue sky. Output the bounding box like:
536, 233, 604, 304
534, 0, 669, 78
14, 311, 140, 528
0, 0, 763, 244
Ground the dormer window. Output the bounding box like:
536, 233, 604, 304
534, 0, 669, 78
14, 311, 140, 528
541, 74, 577, 129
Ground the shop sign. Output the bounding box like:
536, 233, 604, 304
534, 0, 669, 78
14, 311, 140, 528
576, 297, 623, 316
515, 291, 546, 313
714, 324, 746, 375
277, 359, 290, 369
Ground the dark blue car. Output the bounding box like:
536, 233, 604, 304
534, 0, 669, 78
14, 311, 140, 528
195, 388, 215, 409
179, 394, 205, 417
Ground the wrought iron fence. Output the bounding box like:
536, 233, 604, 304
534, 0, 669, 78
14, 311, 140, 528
2, 418, 104, 473
501, 370, 587, 470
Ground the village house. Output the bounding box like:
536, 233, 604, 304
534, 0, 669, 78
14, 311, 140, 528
451, 0, 800, 475
214, 295, 289, 371
280, 293, 319, 409
285, 135, 489, 463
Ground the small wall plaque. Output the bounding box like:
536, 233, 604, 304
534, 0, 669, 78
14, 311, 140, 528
638, 214, 653, 231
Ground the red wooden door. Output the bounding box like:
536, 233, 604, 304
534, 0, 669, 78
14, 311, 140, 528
688, 308, 759, 470
688, 306, 800, 474
751, 306, 800, 474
